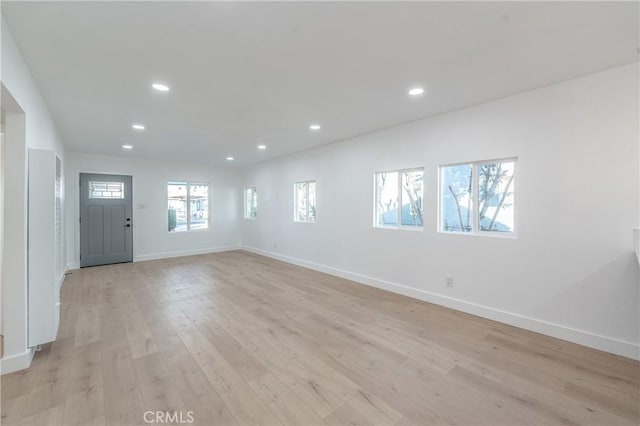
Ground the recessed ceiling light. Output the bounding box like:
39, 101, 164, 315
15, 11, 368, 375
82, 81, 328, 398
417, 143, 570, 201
226, 156, 234, 161
122, 144, 133, 149
257, 144, 267, 150
309, 124, 321, 131
152, 83, 170, 92
408, 87, 424, 96
132, 124, 145, 130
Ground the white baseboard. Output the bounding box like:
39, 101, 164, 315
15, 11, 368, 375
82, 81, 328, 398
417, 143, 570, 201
242, 245, 640, 361
134, 245, 241, 263
66, 246, 241, 269
58, 268, 68, 290
1, 348, 35, 375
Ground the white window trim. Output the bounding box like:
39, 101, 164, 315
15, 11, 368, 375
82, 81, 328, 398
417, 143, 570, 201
244, 187, 257, 220
373, 167, 424, 230
294, 180, 316, 223
437, 157, 517, 238
168, 181, 211, 233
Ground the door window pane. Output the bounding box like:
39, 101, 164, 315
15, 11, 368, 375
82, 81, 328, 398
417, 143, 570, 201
89, 181, 124, 199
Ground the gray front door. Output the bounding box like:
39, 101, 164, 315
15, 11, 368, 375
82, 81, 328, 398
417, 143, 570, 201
80, 173, 133, 267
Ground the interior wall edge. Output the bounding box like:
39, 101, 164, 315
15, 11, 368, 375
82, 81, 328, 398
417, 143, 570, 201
241, 245, 640, 361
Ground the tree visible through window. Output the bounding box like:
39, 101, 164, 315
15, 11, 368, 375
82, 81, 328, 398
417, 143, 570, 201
441, 164, 473, 232
374, 168, 424, 228
168, 182, 209, 232
294, 181, 316, 223
440, 159, 515, 234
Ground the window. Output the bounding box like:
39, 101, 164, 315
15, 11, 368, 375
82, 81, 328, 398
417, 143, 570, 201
374, 168, 424, 228
440, 158, 516, 235
168, 182, 209, 232
244, 187, 257, 219
294, 180, 316, 223
89, 181, 124, 199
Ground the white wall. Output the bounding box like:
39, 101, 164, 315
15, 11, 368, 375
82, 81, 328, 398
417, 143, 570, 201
65, 152, 241, 269
0, 19, 65, 157
241, 63, 640, 359
1, 16, 66, 373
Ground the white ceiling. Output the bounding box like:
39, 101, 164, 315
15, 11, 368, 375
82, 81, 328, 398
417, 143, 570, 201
2, 1, 638, 166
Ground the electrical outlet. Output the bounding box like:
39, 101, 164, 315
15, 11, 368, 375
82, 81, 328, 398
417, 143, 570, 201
445, 276, 454, 287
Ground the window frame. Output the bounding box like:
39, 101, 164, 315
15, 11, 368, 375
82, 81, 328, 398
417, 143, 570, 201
167, 181, 210, 233
244, 187, 257, 220
293, 180, 316, 223
373, 167, 424, 230
438, 157, 517, 238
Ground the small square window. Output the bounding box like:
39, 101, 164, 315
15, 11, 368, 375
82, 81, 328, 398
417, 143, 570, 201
168, 182, 209, 232
439, 158, 516, 235
374, 168, 424, 229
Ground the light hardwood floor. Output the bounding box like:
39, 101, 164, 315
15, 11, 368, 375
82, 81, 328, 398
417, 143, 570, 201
2, 251, 639, 426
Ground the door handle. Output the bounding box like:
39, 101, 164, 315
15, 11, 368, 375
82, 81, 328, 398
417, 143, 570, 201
125, 224, 131, 228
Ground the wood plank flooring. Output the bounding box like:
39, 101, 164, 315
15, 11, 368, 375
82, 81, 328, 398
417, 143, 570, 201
2, 250, 639, 425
